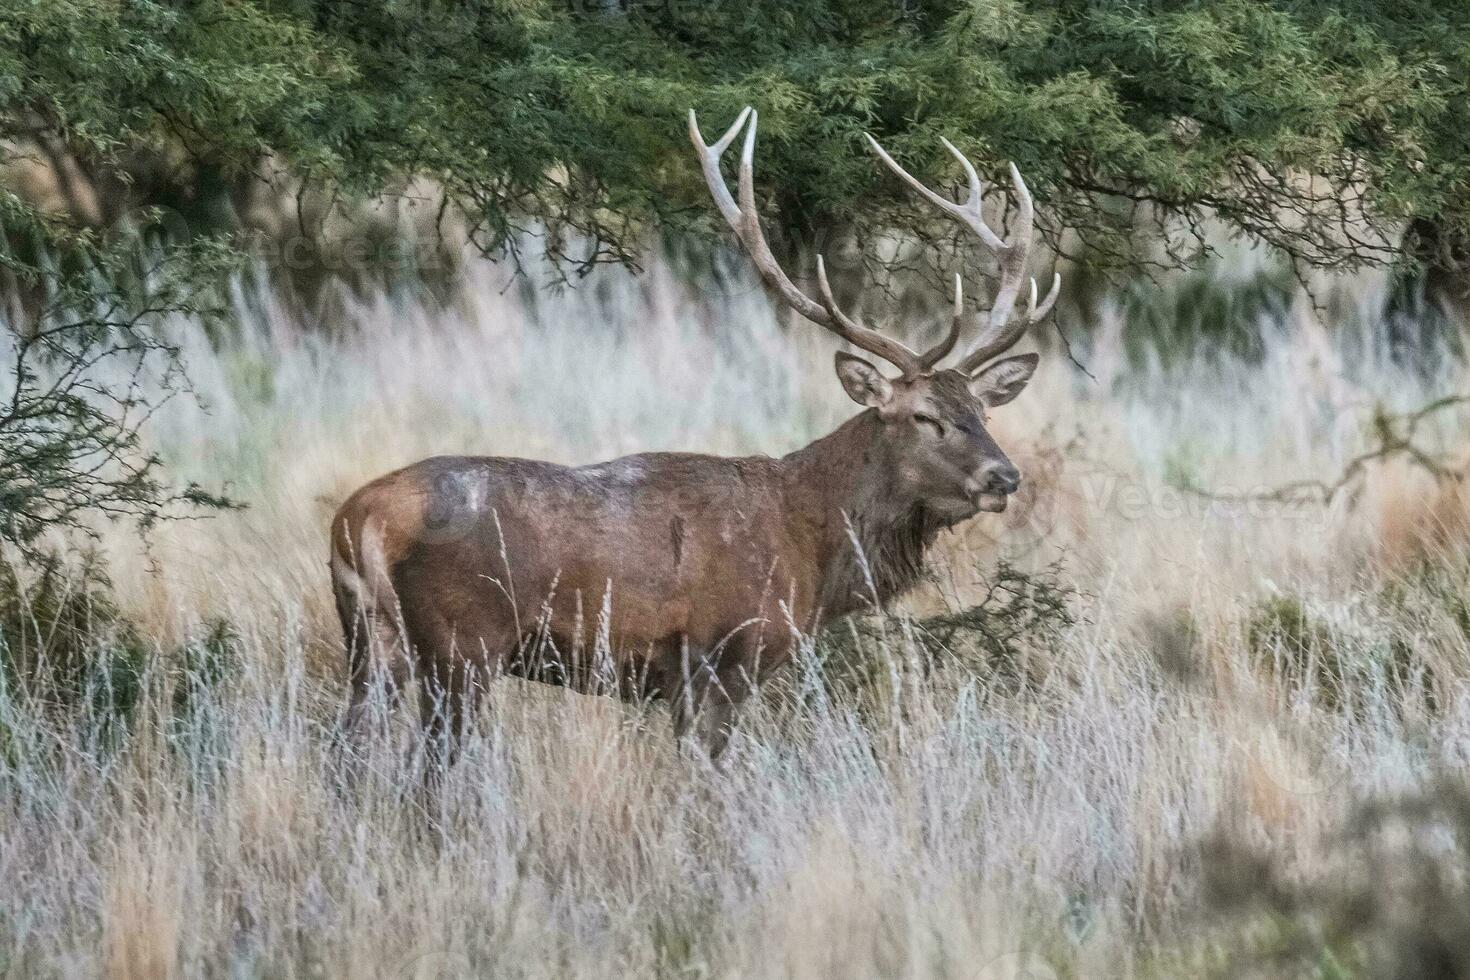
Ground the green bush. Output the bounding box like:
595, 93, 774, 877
1204, 779, 1470, 979
0, 549, 238, 749
1247, 595, 1342, 695
0, 548, 148, 728
1115, 256, 1296, 366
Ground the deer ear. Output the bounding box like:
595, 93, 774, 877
834, 352, 893, 407
970, 353, 1038, 407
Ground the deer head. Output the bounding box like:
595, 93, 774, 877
689, 107, 1060, 520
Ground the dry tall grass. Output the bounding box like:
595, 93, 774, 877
4, 253, 1470, 977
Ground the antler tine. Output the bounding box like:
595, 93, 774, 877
687, 107, 751, 232
814, 255, 873, 342
954, 275, 1058, 373
865, 133, 1005, 252
729, 109, 831, 326
940, 138, 983, 211
1031, 272, 1062, 322
869, 139, 1060, 375
952, 161, 1050, 373
953, 270, 1062, 372
916, 274, 963, 371
691, 107, 924, 376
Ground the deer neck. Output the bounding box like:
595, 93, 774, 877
782, 410, 943, 622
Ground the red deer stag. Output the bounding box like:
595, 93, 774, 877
330, 107, 1060, 761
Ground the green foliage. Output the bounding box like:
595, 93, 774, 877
0, 548, 238, 741
9, 1, 1470, 278
1381, 559, 1470, 647
1115, 254, 1298, 364
0, 0, 264, 549
0, 547, 147, 727
171, 617, 238, 724
0, 0, 356, 219
0, 208, 239, 552
1249, 593, 1372, 714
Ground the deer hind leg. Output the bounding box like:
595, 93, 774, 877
332, 549, 411, 746
419, 651, 480, 792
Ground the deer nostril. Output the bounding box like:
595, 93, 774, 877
985, 465, 1021, 496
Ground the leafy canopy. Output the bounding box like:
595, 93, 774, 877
7, 1, 1470, 273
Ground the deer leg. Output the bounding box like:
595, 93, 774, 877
420, 658, 475, 765
671, 646, 741, 760
340, 602, 411, 746
405, 607, 514, 806
333, 551, 411, 749
691, 695, 736, 760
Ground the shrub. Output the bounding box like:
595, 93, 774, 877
1247, 594, 1346, 707
0, 548, 147, 728
0, 549, 238, 748
1246, 588, 1442, 717
816, 558, 1081, 704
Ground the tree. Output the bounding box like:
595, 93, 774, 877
12, 2, 1470, 278
250, 0, 1470, 280
0, 202, 237, 554
0, 0, 338, 550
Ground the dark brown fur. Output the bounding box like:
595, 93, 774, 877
331, 365, 1032, 759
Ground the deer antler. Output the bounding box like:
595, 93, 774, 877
865, 135, 1060, 374
690, 107, 962, 379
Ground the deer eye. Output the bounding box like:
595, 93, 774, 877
912, 412, 945, 437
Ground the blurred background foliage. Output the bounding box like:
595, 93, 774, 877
9, 1, 1470, 278
9, 0, 1470, 544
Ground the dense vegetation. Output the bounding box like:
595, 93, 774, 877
10, 1, 1470, 270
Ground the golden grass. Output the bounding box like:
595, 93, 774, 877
3, 254, 1470, 976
